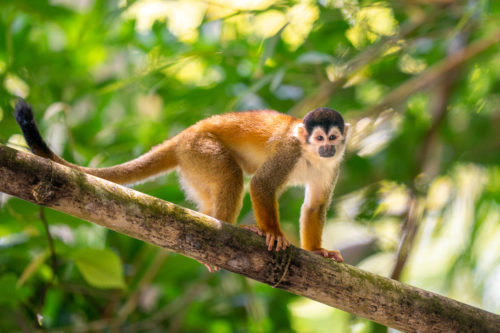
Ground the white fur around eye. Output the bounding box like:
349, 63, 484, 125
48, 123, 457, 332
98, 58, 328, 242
327, 127, 342, 143
310, 128, 328, 144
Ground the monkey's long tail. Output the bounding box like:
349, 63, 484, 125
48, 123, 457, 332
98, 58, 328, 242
14, 99, 178, 185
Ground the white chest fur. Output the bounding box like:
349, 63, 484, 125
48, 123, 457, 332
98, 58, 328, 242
288, 148, 340, 187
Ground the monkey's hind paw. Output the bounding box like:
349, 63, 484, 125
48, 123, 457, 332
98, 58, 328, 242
241, 225, 289, 252
265, 233, 290, 252
241, 224, 264, 236
312, 248, 344, 262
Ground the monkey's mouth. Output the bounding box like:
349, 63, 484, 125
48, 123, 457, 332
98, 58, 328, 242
319, 145, 336, 158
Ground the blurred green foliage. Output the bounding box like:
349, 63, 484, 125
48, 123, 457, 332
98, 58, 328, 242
1, 0, 499, 331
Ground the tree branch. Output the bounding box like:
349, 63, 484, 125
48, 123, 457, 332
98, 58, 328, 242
1, 144, 499, 332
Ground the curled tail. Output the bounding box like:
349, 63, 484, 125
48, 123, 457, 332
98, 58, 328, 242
14, 99, 178, 184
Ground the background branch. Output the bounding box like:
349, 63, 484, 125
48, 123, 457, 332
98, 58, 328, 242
360, 28, 500, 119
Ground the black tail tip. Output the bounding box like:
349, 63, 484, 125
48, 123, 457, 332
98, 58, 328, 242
14, 98, 35, 126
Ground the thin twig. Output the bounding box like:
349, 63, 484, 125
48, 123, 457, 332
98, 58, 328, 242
126, 274, 210, 333
390, 197, 421, 280
116, 249, 170, 324
39, 207, 57, 276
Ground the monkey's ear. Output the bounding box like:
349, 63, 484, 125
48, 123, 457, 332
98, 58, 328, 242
343, 123, 351, 141
296, 123, 308, 143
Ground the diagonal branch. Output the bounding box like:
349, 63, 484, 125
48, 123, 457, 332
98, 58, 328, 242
360, 28, 500, 119
0, 143, 499, 332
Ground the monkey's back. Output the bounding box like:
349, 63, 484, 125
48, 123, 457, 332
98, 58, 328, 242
182, 110, 301, 175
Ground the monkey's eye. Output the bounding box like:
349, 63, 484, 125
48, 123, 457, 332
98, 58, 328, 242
329, 135, 337, 141
316, 136, 324, 141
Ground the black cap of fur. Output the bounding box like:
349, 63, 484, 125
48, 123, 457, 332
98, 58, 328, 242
14, 99, 53, 158
303, 107, 344, 135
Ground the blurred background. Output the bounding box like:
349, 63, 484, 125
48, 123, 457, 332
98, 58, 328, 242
0, 0, 499, 332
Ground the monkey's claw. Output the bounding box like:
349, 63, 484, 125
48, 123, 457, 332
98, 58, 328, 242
312, 248, 343, 262
265, 233, 289, 252
200, 261, 220, 273
241, 225, 264, 236
242, 225, 289, 252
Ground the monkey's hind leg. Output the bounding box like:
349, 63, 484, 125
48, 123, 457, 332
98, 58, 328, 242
177, 136, 244, 223
177, 134, 244, 272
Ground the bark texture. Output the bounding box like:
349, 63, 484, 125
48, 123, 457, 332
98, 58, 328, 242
1, 144, 499, 333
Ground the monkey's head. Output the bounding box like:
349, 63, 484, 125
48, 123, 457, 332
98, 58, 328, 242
298, 108, 349, 158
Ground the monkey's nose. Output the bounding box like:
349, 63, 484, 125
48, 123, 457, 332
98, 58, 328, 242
319, 145, 336, 157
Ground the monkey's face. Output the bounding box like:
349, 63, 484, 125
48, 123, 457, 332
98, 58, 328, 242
299, 108, 347, 159
308, 126, 344, 158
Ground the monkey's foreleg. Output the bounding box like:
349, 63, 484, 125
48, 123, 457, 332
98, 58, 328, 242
300, 198, 344, 263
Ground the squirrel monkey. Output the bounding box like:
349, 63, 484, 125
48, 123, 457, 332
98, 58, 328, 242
15, 100, 349, 266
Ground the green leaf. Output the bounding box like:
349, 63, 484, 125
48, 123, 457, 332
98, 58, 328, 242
0, 274, 30, 307
72, 248, 126, 289
41, 289, 63, 327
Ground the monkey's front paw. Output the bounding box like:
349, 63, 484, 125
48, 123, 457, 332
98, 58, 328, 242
312, 248, 343, 262
242, 225, 289, 252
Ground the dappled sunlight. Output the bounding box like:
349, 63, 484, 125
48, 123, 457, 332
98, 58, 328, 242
473, 204, 500, 273
484, 266, 500, 312
125, 0, 287, 43
357, 252, 395, 277
289, 298, 350, 333
426, 176, 453, 211
345, 4, 397, 48
323, 220, 373, 250
48, 225, 75, 244
252, 10, 287, 39
50, 0, 93, 11
473, 203, 500, 312
7, 134, 29, 153
223, 14, 253, 39
398, 53, 427, 74
45, 23, 67, 51
336, 189, 366, 219
372, 218, 400, 251
467, 65, 491, 102
355, 79, 386, 105
91, 52, 129, 82
165, 57, 225, 86
136, 93, 163, 119
4, 74, 29, 98
407, 166, 489, 297
124, 0, 207, 42
216, 0, 274, 10
332, 163, 500, 312
282, 2, 319, 50
352, 112, 401, 157
377, 181, 410, 216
